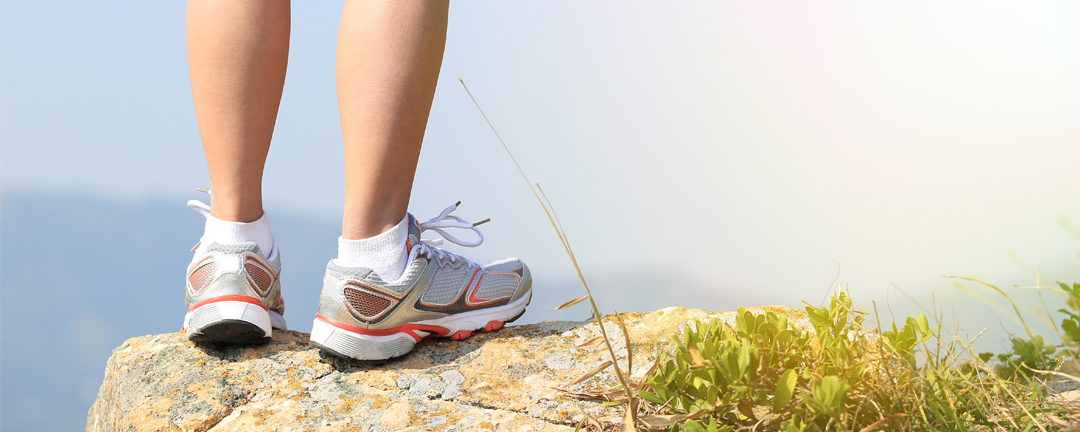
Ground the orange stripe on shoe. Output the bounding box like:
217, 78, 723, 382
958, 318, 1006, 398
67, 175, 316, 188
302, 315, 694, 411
315, 313, 450, 342
187, 295, 269, 312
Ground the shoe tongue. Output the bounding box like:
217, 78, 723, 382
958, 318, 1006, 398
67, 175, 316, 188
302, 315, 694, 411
405, 213, 422, 249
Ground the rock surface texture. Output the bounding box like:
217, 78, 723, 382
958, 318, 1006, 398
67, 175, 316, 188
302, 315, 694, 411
88, 306, 811, 431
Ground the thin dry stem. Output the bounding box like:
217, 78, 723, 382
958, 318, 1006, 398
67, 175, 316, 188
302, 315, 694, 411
459, 77, 636, 423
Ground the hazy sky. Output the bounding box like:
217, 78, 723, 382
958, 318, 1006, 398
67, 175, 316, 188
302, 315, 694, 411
4, 2, 1080, 347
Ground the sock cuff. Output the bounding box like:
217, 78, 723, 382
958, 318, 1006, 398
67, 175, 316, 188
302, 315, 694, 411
338, 214, 409, 255
202, 212, 275, 259
336, 214, 410, 272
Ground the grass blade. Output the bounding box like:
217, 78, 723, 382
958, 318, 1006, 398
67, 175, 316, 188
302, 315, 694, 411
577, 337, 605, 349
564, 361, 614, 388
460, 77, 636, 416
638, 414, 694, 428
552, 295, 589, 311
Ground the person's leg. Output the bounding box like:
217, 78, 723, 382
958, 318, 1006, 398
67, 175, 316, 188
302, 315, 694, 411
182, 0, 291, 343
187, 0, 290, 224
312, 0, 533, 361
336, 0, 448, 240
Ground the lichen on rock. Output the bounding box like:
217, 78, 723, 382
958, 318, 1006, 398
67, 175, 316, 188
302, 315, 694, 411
87, 306, 807, 431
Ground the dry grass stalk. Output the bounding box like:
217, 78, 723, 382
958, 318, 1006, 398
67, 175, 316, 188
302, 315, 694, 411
459, 78, 640, 430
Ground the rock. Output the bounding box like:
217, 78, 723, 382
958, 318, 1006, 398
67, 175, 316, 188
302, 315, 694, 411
87, 306, 810, 431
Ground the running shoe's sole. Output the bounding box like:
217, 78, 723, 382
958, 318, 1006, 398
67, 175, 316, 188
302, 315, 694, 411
189, 319, 270, 344
310, 290, 531, 360
183, 299, 286, 344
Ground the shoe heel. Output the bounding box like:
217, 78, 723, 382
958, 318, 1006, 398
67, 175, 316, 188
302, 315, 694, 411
309, 318, 417, 360
185, 299, 272, 343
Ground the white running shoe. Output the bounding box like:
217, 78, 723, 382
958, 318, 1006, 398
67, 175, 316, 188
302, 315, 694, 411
310, 203, 531, 360
182, 199, 286, 343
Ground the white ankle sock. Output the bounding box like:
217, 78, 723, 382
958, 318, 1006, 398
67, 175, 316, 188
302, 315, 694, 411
199, 212, 276, 260
336, 214, 410, 282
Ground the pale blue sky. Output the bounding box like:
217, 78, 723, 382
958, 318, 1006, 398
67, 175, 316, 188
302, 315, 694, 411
4, 0, 1080, 360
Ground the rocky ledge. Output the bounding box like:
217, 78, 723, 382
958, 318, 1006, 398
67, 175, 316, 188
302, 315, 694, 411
87, 306, 811, 432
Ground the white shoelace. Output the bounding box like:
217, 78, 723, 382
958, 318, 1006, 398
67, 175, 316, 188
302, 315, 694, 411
408, 202, 489, 269
187, 187, 213, 217
186, 189, 212, 252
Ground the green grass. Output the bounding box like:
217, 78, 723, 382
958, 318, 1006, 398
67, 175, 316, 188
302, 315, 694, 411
636, 288, 1080, 431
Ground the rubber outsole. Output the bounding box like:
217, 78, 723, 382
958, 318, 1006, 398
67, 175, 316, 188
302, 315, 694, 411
184, 299, 278, 344
308, 340, 393, 366
311, 291, 532, 361
188, 319, 271, 344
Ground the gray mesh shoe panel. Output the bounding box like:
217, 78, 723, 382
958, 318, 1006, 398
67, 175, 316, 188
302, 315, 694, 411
486, 259, 522, 274
474, 273, 521, 301
418, 264, 471, 305
205, 242, 261, 255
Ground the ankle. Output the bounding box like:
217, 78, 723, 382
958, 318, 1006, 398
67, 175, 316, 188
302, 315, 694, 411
207, 189, 264, 223
336, 214, 409, 281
